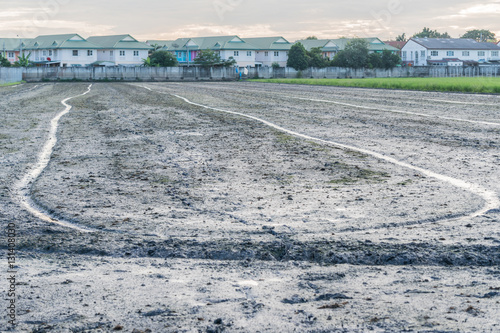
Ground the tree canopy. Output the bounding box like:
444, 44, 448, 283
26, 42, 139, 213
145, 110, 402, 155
461, 29, 496, 42
342, 38, 370, 69
149, 50, 178, 67
287, 43, 309, 71
0, 53, 11, 67
413, 27, 450, 38
194, 49, 236, 67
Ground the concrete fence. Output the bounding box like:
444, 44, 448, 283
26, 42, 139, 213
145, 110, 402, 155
23, 66, 239, 82
249, 65, 500, 79
0, 68, 23, 84
20, 65, 500, 82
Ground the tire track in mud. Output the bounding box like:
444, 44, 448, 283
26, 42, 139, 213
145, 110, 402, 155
135, 85, 499, 227
12, 84, 97, 233
161, 83, 500, 127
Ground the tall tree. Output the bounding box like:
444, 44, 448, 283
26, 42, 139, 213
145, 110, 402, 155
381, 49, 401, 69
343, 39, 369, 69
306, 36, 318, 40
307, 47, 328, 68
461, 29, 496, 42
287, 43, 309, 71
413, 27, 451, 38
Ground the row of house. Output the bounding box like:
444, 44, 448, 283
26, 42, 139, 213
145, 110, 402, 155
1, 33, 399, 68
400, 38, 500, 66
2, 33, 500, 68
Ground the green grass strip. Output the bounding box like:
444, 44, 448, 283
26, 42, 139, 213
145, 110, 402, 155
0, 81, 24, 87
249, 77, 500, 94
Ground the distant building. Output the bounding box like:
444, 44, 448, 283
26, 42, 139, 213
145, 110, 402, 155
87, 35, 152, 66
161, 36, 257, 66
243, 37, 292, 67
331, 37, 399, 54
401, 38, 500, 66
1, 38, 31, 64
293, 39, 339, 60
24, 34, 99, 67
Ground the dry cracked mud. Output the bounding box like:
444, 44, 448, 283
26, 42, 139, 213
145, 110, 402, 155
1, 81, 499, 332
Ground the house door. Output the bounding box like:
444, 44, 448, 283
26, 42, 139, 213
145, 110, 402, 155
415, 52, 419, 65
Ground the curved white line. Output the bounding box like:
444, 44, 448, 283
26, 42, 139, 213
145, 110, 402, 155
171, 92, 499, 222
13, 84, 96, 233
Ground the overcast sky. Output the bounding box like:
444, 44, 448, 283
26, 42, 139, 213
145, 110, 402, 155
1, 0, 499, 41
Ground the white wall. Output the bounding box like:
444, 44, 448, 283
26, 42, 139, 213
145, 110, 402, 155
402, 39, 500, 65
255, 50, 288, 66
220, 50, 256, 66
401, 40, 427, 66
97, 49, 148, 66
30, 48, 98, 66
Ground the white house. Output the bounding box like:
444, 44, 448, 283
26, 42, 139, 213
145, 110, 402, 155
87, 35, 152, 66
243, 37, 292, 67
401, 38, 500, 66
24, 34, 99, 67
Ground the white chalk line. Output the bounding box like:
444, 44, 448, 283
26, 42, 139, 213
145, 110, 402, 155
165, 90, 499, 223
286, 96, 500, 127
13, 84, 96, 233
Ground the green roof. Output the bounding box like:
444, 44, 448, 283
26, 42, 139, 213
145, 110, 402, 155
243, 37, 292, 50
330, 38, 399, 52
24, 34, 101, 50
294, 39, 339, 52
87, 35, 152, 50
165, 36, 258, 51
146, 40, 175, 48
0, 38, 32, 51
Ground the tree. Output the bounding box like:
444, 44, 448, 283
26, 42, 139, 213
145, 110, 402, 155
461, 29, 496, 42
343, 39, 369, 69
381, 49, 401, 69
149, 50, 178, 67
306, 36, 318, 40
0, 53, 11, 67
142, 57, 154, 67
395, 33, 407, 42
194, 49, 223, 67
13, 52, 31, 67
367, 53, 383, 69
331, 51, 348, 67
307, 47, 328, 68
287, 43, 309, 71
413, 27, 450, 38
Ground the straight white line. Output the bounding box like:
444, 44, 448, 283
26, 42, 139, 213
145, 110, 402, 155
13, 84, 96, 233
286, 96, 500, 127
170, 92, 499, 222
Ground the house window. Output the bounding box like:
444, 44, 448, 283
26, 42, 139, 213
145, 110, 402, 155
462, 51, 470, 56
431, 51, 438, 56
110, 51, 114, 56
247, 51, 252, 56
274, 51, 280, 57
420, 51, 425, 57
72, 50, 78, 56
49, 50, 52, 56
446, 51, 454, 56
87, 50, 93, 56
402, 51, 407, 60
43, 50, 47, 56
134, 51, 139, 57
264, 51, 269, 56
492, 51, 499, 57
234, 51, 239, 56
478, 51, 485, 56
120, 51, 125, 56
8, 52, 14, 58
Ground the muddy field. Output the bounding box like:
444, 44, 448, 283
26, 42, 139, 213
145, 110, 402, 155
1, 82, 499, 332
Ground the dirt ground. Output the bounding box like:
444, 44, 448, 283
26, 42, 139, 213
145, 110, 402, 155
1, 81, 499, 332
